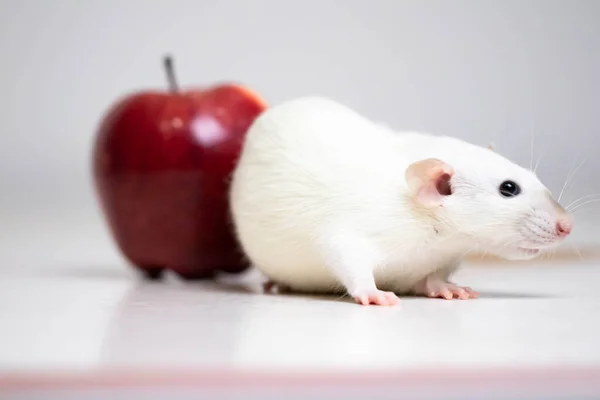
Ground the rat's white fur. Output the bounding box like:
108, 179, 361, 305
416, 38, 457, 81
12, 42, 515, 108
229, 96, 571, 295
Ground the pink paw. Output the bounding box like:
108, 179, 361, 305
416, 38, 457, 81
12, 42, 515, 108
263, 281, 290, 294
352, 289, 400, 306
417, 280, 479, 300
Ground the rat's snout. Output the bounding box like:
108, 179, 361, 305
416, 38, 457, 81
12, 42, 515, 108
556, 216, 573, 237
546, 194, 573, 239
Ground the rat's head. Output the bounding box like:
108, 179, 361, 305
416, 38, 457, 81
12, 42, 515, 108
405, 141, 573, 260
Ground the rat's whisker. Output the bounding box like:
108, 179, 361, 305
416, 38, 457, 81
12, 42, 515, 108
548, 247, 555, 261
558, 156, 587, 203
498, 238, 520, 253
479, 248, 489, 261
529, 131, 535, 171
570, 244, 584, 262
533, 155, 542, 174
557, 159, 577, 203
570, 198, 600, 213
538, 245, 551, 261
566, 193, 600, 211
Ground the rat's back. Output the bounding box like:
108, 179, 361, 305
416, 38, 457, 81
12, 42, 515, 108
229, 96, 402, 292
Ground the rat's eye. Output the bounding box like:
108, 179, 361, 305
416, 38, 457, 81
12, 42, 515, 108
499, 180, 521, 197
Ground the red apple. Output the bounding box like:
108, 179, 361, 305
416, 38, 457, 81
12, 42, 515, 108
92, 55, 267, 280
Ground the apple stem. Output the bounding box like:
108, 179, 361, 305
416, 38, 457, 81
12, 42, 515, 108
163, 55, 179, 93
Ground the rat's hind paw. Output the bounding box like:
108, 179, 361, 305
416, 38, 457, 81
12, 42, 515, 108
351, 289, 400, 306
262, 280, 290, 294
413, 278, 479, 300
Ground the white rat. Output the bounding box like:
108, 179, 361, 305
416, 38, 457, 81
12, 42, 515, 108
229, 96, 573, 306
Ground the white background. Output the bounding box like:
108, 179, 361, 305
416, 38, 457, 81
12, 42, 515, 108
1, 0, 599, 256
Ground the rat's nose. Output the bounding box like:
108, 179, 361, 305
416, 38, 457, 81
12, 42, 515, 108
556, 217, 573, 237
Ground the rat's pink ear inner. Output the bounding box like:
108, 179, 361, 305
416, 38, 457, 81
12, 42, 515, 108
405, 158, 454, 207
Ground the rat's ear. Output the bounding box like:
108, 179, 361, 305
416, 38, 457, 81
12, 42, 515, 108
405, 158, 454, 207
487, 143, 495, 151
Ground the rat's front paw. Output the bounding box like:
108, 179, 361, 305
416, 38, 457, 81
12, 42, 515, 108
351, 289, 400, 306
413, 279, 479, 300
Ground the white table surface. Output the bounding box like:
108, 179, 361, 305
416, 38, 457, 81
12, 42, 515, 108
1, 207, 599, 399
